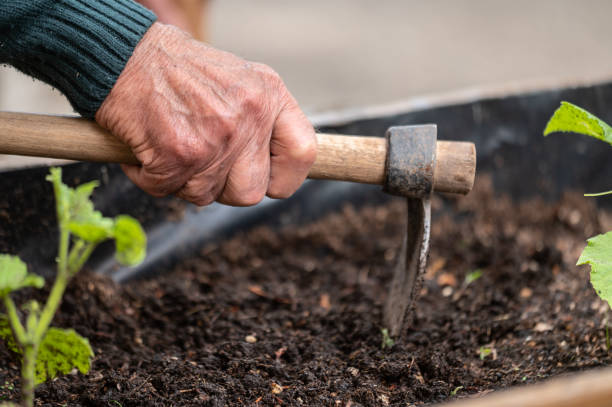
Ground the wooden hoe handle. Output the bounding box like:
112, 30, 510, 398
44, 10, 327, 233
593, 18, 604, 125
0, 112, 475, 194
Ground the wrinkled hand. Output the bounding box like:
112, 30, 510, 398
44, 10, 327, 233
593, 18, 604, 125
96, 23, 316, 206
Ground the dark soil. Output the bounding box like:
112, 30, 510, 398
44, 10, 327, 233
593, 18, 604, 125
2, 177, 612, 406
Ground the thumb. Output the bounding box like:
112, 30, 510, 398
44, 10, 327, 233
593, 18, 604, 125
267, 99, 317, 199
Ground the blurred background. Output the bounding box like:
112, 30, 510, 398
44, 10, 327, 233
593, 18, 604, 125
2, 0, 612, 116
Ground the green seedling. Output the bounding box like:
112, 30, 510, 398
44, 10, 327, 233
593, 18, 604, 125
450, 386, 463, 396
544, 101, 612, 197
0, 168, 146, 407
464, 269, 483, 286
380, 328, 395, 349
544, 101, 612, 146
478, 346, 492, 361
545, 102, 612, 341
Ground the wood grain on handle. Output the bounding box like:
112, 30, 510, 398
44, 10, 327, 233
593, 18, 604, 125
0, 112, 139, 165
310, 134, 475, 195
0, 111, 475, 194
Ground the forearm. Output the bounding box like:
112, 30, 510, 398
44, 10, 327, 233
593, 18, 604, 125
0, 0, 156, 118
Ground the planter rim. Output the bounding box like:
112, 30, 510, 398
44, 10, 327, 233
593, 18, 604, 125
2, 73, 612, 173
309, 73, 612, 127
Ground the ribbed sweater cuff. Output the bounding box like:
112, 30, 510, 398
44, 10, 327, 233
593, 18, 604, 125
2, 0, 156, 118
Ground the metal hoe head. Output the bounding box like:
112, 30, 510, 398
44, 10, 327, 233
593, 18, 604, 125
383, 125, 436, 337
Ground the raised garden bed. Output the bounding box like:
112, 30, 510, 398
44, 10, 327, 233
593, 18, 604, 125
2, 81, 612, 405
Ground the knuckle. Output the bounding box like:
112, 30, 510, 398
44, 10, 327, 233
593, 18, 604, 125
191, 196, 215, 207
253, 62, 280, 80
237, 188, 266, 206
177, 177, 218, 207
254, 63, 285, 96
141, 178, 176, 198
292, 133, 317, 165
240, 91, 266, 118
267, 186, 293, 200
234, 87, 270, 122
177, 188, 214, 206
147, 187, 171, 198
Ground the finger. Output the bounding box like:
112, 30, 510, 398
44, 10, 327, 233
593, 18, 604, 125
267, 99, 317, 199
120, 163, 190, 197
217, 139, 271, 206
175, 169, 225, 206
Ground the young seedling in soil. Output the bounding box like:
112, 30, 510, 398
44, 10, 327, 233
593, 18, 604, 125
464, 269, 483, 286
0, 168, 146, 407
544, 102, 612, 343
478, 346, 492, 361
380, 328, 395, 349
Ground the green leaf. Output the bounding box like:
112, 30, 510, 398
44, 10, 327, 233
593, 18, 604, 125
69, 181, 100, 223
46, 168, 147, 266
66, 180, 116, 243
47, 168, 114, 242
34, 327, 94, 385
68, 215, 114, 243
113, 216, 146, 266
464, 269, 483, 286
0, 255, 44, 296
578, 231, 612, 308
543, 101, 612, 146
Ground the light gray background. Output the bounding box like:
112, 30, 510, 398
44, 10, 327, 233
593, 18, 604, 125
2, 1, 611, 117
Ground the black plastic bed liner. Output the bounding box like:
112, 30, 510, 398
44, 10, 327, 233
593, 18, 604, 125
2, 81, 612, 281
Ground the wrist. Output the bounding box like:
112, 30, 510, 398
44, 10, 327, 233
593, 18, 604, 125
96, 22, 187, 128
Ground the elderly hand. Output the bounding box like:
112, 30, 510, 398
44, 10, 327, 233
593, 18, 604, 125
96, 22, 316, 206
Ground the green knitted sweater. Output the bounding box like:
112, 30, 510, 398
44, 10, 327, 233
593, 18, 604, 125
0, 0, 156, 118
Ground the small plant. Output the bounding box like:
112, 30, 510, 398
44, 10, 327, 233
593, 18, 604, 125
380, 328, 395, 349
544, 102, 612, 312
464, 269, 483, 286
478, 346, 492, 361
0, 168, 146, 406
450, 386, 463, 396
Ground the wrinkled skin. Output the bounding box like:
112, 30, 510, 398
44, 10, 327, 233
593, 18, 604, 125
96, 23, 316, 206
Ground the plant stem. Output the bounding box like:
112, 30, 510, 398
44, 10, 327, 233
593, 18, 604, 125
67, 240, 84, 272
2, 296, 27, 345
69, 242, 96, 276
20, 344, 37, 407
584, 190, 612, 197
3, 296, 36, 406
34, 228, 69, 342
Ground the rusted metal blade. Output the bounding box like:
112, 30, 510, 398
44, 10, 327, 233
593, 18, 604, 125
382, 125, 436, 337
384, 196, 431, 337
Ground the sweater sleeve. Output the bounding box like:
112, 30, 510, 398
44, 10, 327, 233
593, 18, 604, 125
0, 0, 156, 118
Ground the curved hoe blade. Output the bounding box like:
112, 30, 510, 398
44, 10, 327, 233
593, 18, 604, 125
384, 197, 431, 337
